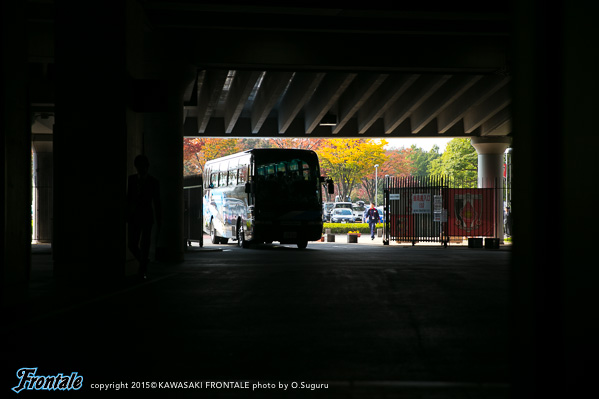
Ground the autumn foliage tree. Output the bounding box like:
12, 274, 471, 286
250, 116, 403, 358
183, 138, 205, 175
184, 138, 420, 206
269, 138, 324, 151
184, 138, 324, 176
361, 149, 415, 204
183, 138, 239, 176
318, 139, 388, 202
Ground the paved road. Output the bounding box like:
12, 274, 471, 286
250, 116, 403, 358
2, 240, 511, 398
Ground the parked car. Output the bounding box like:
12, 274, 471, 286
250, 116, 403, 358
352, 202, 365, 222
323, 202, 335, 222
331, 201, 353, 212
325, 201, 353, 222
330, 208, 355, 223
376, 206, 385, 224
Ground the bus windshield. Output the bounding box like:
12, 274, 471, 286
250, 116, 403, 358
254, 154, 320, 210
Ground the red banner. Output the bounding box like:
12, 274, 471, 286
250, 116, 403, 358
446, 188, 495, 236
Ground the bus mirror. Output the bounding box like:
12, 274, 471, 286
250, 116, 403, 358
326, 179, 335, 194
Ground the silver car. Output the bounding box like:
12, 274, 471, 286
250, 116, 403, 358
330, 208, 355, 223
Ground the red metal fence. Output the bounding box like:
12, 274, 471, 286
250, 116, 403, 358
383, 175, 503, 246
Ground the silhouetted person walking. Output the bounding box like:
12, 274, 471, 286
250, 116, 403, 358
127, 155, 161, 279
504, 206, 512, 237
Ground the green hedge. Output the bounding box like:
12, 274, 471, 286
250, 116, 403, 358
322, 223, 383, 234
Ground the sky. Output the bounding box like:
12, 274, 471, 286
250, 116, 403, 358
384, 137, 454, 153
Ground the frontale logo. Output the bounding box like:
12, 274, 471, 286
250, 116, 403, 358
12, 368, 83, 393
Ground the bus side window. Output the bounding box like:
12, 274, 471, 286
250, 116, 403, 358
302, 162, 310, 180
238, 167, 247, 184
210, 172, 218, 188
219, 171, 227, 187
203, 167, 211, 189
229, 169, 238, 186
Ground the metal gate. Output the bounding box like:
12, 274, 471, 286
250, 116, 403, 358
184, 175, 204, 248
383, 176, 500, 246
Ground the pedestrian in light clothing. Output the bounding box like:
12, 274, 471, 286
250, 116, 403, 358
364, 203, 380, 240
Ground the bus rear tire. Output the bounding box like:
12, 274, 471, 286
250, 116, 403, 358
297, 240, 308, 250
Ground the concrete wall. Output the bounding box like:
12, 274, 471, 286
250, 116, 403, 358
1, 1, 31, 305
510, 1, 599, 397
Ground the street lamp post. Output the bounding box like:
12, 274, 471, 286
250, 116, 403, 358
374, 164, 379, 207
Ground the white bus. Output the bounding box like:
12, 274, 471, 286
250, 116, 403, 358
202, 148, 333, 249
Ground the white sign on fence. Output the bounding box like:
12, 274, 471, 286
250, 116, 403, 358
412, 193, 431, 214
389, 194, 400, 201
434, 195, 443, 212
433, 194, 444, 222
434, 209, 448, 222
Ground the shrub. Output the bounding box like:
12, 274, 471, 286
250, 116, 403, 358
322, 223, 383, 234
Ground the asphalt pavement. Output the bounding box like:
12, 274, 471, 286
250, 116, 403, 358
2, 238, 511, 398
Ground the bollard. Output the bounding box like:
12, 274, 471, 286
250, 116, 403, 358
326, 234, 335, 242
484, 238, 500, 249
377, 228, 383, 237
347, 234, 358, 243
468, 238, 483, 248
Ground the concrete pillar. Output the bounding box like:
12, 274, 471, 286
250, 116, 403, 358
510, 2, 599, 397
470, 136, 511, 239
142, 60, 196, 263
32, 136, 54, 243
1, 0, 31, 305
53, 1, 127, 280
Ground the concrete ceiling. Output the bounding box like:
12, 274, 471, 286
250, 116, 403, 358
26, 1, 513, 139
180, 69, 511, 138
140, 2, 513, 139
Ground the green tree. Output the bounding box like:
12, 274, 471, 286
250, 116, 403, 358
429, 138, 478, 186
405, 144, 440, 175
